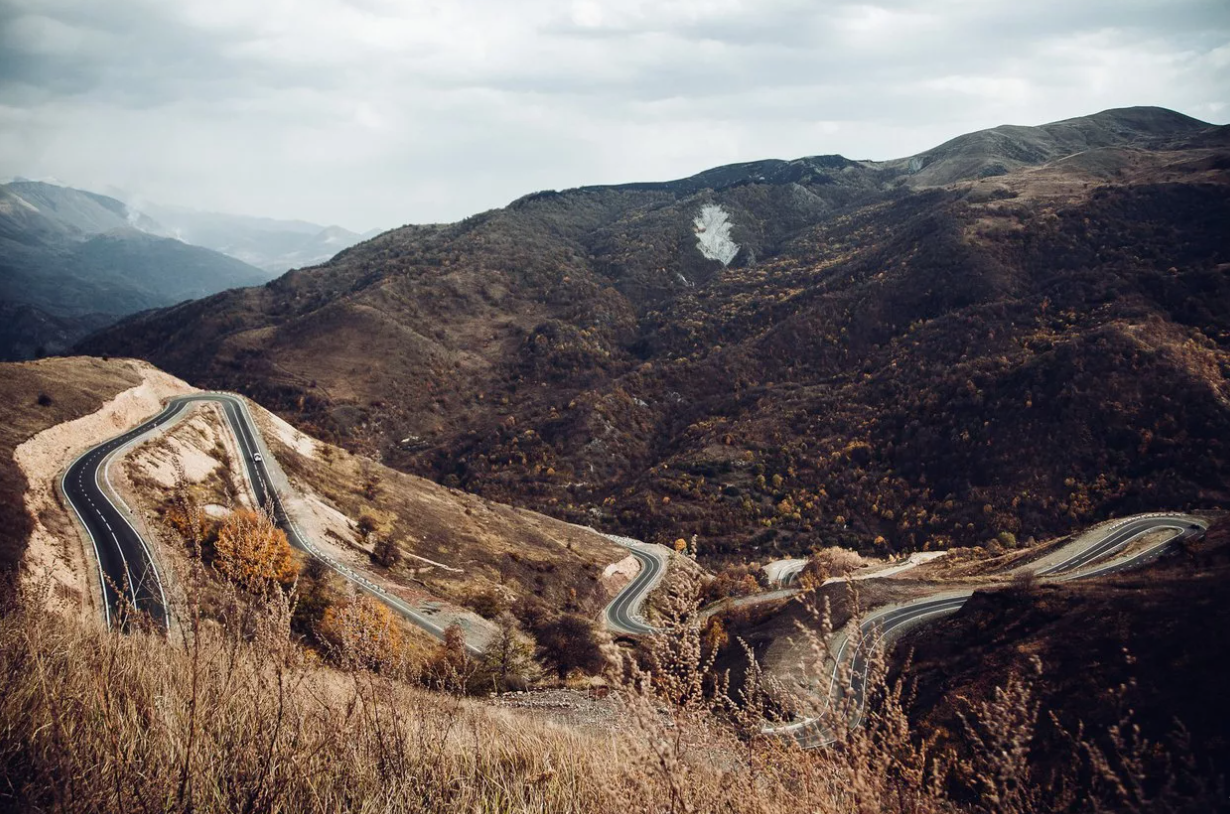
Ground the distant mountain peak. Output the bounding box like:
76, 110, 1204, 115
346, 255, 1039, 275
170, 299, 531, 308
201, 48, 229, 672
0, 180, 271, 360
121, 201, 372, 273
894, 105, 1213, 186
1, 180, 165, 238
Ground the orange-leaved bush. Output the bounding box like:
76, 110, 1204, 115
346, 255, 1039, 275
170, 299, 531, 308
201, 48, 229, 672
213, 509, 299, 593
317, 595, 405, 672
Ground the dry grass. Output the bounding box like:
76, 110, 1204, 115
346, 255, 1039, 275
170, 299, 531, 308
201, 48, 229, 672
0, 569, 1221, 814
0, 583, 615, 813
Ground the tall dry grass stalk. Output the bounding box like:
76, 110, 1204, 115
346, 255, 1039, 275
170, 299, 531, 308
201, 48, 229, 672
0, 581, 612, 813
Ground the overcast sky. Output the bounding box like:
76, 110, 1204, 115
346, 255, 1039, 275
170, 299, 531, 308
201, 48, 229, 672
1, 0, 1227, 231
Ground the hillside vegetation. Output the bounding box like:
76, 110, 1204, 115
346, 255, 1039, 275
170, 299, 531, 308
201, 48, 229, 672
82, 107, 1230, 564
0, 356, 631, 660
255, 407, 628, 618
115, 387, 628, 648
899, 518, 1230, 774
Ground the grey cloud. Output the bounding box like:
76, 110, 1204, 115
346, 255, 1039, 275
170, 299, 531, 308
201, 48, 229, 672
0, 0, 1225, 229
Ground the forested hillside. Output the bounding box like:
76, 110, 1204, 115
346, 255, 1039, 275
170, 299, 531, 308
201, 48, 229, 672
82, 108, 1230, 562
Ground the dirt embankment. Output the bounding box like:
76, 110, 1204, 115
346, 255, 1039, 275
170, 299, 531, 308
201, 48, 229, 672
111, 389, 632, 647
113, 402, 259, 614
3, 357, 193, 615
601, 554, 640, 597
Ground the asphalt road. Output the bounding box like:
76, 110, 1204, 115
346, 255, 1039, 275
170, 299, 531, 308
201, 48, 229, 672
63, 392, 1207, 679
62, 401, 184, 630
1037, 514, 1199, 576
65, 393, 481, 653
602, 537, 668, 635
764, 514, 1207, 749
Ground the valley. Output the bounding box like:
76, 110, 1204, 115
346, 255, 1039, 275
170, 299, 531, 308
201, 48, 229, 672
0, 181, 376, 362
24, 351, 1215, 760
0, 182, 273, 360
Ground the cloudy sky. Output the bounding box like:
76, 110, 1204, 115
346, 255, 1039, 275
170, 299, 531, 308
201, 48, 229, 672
2, 0, 1227, 231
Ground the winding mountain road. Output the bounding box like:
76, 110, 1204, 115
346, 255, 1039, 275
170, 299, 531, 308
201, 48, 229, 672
765, 514, 1207, 748
62, 401, 185, 630
63, 393, 481, 653
1035, 514, 1200, 578
61, 391, 1208, 697
601, 534, 669, 635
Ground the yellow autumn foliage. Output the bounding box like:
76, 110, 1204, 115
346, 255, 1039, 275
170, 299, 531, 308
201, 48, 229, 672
213, 509, 299, 593
317, 595, 404, 672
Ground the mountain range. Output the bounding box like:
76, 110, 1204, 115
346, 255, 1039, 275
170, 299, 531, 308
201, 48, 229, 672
0, 181, 271, 360
118, 199, 380, 273
79, 106, 1230, 562
0, 181, 379, 361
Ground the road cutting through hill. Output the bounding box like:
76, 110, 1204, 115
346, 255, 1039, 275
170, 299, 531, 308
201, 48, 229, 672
62, 393, 483, 654
60, 391, 1208, 693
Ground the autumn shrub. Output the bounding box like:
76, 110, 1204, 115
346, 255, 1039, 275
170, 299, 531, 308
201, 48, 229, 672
472, 612, 538, 693
370, 537, 401, 568
799, 545, 864, 587
511, 594, 551, 630
532, 613, 606, 681
316, 594, 407, 673
213, 509, 299, 593
702, 562, 762, 603
464, 586, 506, 619
355, 506, 393, 539
362, 473, 381, 500
291, 556, 342, 637
424, 623, 474, 691
162, 501, 218, 557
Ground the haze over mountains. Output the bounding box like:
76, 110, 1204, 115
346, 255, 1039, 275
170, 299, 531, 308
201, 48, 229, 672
113, 198, 380, 274
82, 106, 1230, 562
0, 180, 377, 361
0, 181, 270, 360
